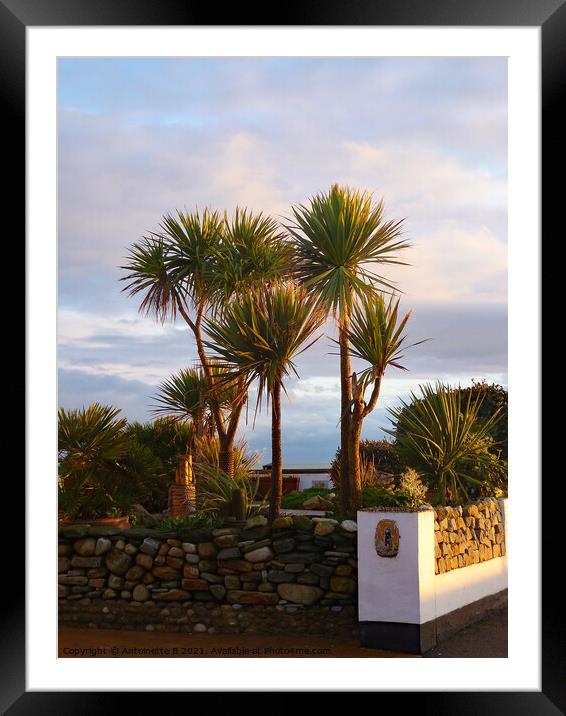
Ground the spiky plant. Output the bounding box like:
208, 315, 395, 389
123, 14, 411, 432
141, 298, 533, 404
58, 403, 161, 520
203, 281, 325, 519
344, 293, 421, 513
213, 208, 292, 306
387, 383, 506, 505
151, 367, 215, 484
286, 184, 409, 512
194, 435, 259, 481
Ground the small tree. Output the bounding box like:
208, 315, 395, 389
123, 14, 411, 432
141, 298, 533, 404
151, 367, 213, 484
345, 293, 421, 514
203, 281, 325, 520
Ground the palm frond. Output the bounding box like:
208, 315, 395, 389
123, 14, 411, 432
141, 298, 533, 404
203, 281, 325, 410
286, 184, 410, 315
211, 207, 293, 307
120, 236, 185, 323
151, 367, 209, 425
160, 207, 223, 307
347, 293, 425, 389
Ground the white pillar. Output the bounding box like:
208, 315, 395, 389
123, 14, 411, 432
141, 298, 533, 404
357, 501, 508, 654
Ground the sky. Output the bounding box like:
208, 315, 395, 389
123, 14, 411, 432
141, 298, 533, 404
58, 57, 508, 465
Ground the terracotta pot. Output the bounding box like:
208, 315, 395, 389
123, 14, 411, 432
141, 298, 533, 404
59, 516, 130, 529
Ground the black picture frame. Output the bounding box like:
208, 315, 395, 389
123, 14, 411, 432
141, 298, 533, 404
9, 0, 556, 709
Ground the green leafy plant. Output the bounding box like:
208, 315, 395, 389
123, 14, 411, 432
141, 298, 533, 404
124, 418, 192, 512
330, 439, 404, 490
281, 487, 334, 509
152, 512, 225, 532
361, 485, 412, 509
195, 464, 266, 519
388, 382, 507, 505
194, 435, 259, 481
457, 381, 508, 460
58, 403, 162, 520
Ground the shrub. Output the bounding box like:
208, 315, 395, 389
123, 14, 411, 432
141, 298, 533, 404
281, 487, 334, 509
58, 404, 163, 520
361, 485, 412, 509
330, 439, 403, 490
124, 417, 189, 512
152, 512, 225, 532
195, 463, 266, 518
388, 382, 507, 505
194, 435, 259, 481
398, 468, 428, 508
394, 380, 508, 460
459, 381, 508, 459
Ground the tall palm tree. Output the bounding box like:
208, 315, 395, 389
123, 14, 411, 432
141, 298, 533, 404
203, 281, 325, 520
346, 294, 421, 512
121, 207, 291, 477
286, 184, 409, 513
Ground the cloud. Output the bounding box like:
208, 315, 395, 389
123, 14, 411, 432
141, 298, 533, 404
57, 57, 508, 462
58, 300, 507, 464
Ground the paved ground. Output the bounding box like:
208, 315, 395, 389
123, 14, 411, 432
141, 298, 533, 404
59, 608, 507, 659
58, 627, 413, 658
424, 608, 508, 658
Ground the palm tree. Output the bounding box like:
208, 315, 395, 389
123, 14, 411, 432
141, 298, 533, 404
387, 383, 506, 505
121, 207, 291, 477
203, 281, 325, 520
286, 184, 409, 513
58, 403, 161, 520
345, 294, 421, 512
151, 367, 212, 484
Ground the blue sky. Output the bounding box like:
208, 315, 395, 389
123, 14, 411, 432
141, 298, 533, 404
58, 57, 508, 464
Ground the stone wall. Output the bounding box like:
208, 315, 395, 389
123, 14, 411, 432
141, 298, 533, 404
434, 498, 506, 574
59, 515, 358, 635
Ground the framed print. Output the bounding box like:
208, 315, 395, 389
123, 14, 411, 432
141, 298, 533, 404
7, 0, 557, 707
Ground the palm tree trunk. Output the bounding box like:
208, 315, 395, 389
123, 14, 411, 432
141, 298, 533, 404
219, 437, 234, 479
348, 403, 364, 515
176, 450, 193, 485
348, 374, 382, 514
339, 311, 352, 515
269, 378, 283, 521
191, 305, 239, 480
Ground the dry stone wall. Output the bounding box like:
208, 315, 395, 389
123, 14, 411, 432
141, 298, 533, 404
58, 515, 358, 635
434, 498, 505, 574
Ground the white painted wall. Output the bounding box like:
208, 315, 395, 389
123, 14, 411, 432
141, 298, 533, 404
357, 510, 423, 623
358, 499, 508, 625
297, 474, 331, 491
